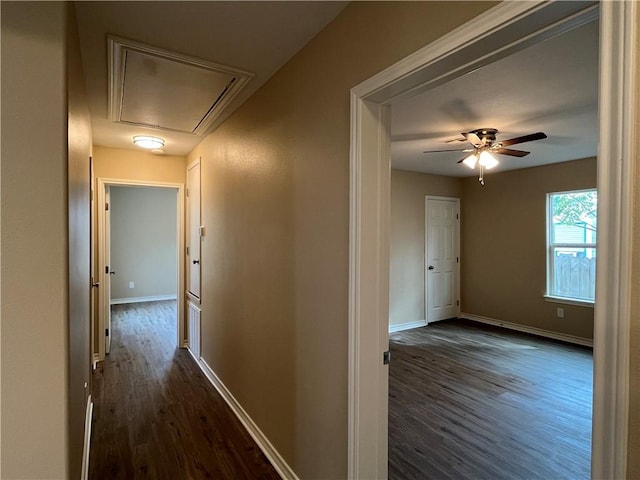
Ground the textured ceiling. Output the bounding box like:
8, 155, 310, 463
391, 19, 599, 177
76, 3, 598, 167
75, 1, 348, 156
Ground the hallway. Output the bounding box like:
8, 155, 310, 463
89, 301, 280, 479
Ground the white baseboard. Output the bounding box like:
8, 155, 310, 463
195, 357, 299, 480
92, 353, 100, 370
110, 294, 177, 305
460, 313, 593, 347
389, 319, 427, 333
81, 395, 93, 480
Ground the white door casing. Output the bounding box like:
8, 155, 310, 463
187, 160, 201, 299
104, 186, 112, 354
349, 2, 633, 479
425, 197, 460, 324
96, 178, 186, 361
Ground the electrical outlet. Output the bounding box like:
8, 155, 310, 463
129, 281, 135, 289
556, 307, 564, 318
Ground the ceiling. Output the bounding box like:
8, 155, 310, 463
75, 3, 598, 169
75, 1, 348, 156
391, 19, 599, 178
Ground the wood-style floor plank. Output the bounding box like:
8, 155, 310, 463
389, 319, 592, 480
89, 301, 280, 480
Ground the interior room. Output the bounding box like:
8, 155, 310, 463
108, 186, 178, 307
1, 2, 638, 480
387, 18, 597, 478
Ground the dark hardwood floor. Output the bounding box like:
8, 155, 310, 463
389, 319, 592, 480
89, 301, 280, 480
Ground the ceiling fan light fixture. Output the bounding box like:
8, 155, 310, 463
478, 150, 499, 169
462, 154, 478, 169
133, 135, 165, 149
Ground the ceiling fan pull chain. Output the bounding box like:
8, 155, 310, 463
479, 164, 485, 186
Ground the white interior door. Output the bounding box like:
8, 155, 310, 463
425, 196, 460, 323
105, 186, 112, 354
187, 161, 201, 298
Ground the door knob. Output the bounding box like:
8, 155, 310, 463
110, 271, 116, 275
193, 260, 200, 265
428, 265, 435, 270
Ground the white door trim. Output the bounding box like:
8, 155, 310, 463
96, 177, 186, 361
348, 2, 635, 479
591, 1, 636, 477
424, 196, 460, 324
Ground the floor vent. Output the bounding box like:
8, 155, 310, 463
108, 35, 254, 136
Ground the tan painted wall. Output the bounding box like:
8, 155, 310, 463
188, 2, 496, 477
1, 2, 70, 477
390, 170, 462, 327
110, 186, 178, 301
67, 3, 93, 479
460, 158, 596, 340
93, 145, 187, 184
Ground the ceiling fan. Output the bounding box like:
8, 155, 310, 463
423, 128, 547, 185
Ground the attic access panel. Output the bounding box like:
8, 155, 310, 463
108, 36, 254, 135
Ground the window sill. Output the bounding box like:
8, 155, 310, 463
544, 295, 594, 308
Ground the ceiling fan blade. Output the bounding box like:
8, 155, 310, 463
494, 148, 530, 157
462, 132, 482, 146
500, 132, 547, 147
423, 148, 471, 154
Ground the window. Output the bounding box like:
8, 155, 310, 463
547, 189, 597, 303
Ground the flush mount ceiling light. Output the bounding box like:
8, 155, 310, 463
133, 135, 165, 149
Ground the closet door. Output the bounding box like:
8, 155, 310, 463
187, 160, 201, 299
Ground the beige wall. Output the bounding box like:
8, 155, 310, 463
67, 3, 93, 479
390, 170, 462, 327
110, 186, 178, 301
461, 158, 596, 340
188, 2, 495, 477
1, 2, 70, 477
93, 145, 187, 184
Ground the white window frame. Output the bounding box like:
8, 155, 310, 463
546, 188, 597, 306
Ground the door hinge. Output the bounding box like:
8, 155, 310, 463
105, 202, 109, 211
383, 350, 391, 365
457, 257, 459, 263
186, 246, 190, 256
105, 328, 109, 336
456, 213, 459, 220
186, 188, 190, 197
457, 300, 460, 306
105, 265, 109, 274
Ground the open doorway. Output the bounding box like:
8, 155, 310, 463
386, 13, 597, 478
349, 2, 634, 479
109, 185, 178, 349
96, 179, 185, 362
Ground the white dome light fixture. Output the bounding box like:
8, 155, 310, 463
133, 135, 165, 149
